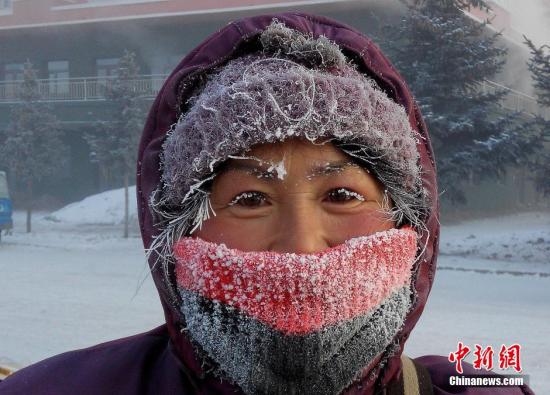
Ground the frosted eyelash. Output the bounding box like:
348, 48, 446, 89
228, 191, 262, 206
334, 188, 365, 202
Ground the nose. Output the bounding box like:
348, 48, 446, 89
269, 202, 329, 254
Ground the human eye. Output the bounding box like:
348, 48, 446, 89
228, 191, 269, 208
325, 187, 365, 204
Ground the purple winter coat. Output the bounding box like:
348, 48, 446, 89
0, 11, 535, 395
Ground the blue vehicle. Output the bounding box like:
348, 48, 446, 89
0, 171, 13, 242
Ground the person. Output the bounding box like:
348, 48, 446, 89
0, 12, 534, 395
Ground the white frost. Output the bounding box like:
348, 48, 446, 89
267, 157, 287, 180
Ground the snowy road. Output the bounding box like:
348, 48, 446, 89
1, 211, 549, 393
0, 219, 164, 370
405, 256, 550, 394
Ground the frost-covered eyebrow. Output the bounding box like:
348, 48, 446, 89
306, 160, 360, 179
221, 162, 278, 179
219, 159, 359, 181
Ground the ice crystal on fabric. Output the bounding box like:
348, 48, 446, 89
174, 227, 417, 334
178, 286, 412, 395
161, 52, 421, 206
173, 226, 417, 394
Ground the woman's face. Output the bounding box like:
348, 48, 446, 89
192, 138, 395, 252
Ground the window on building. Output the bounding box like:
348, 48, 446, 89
4, 63, 24, 81
0, 0, 13, 11
151, 54, 183, 91
161, 54, 183, 76
96, 58, 119, 79
48, 60, 70, 96
96, 58, 119, 95
3, 63, 24, 99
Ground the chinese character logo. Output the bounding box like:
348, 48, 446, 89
499, 344, 522, 372
449, 342, 471, 374
448, 342, 523, 374
473, 344, 494, 371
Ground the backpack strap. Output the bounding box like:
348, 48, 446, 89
0, 364, 19, 381
401, 355, 421, 395
384, 355, 434, 395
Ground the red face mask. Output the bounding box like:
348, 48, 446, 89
172, 226, 418, 395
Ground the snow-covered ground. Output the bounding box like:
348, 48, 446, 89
43, 186, 139, 227
0, 188, 548, 393
440, 211, 550, 265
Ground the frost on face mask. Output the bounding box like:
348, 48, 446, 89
173, 227, 418, 395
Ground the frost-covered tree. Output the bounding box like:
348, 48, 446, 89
410, 0, 489, 10
85, 50, 146, 238
379, 0, 540, 204
0, 61, 68, 232
524, 36, 550, 197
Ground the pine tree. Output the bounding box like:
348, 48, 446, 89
0, 61, 68, 232
85, 50, 146, 238
410, 0, 489, 10
524, 36, 550, 197
379, 0, 542, 205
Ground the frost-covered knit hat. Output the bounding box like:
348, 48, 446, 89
149, 21, 428, 269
